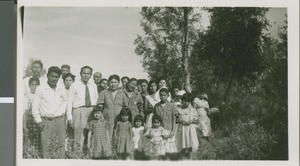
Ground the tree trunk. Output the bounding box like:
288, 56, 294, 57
182, 7, 191, 93
223, 68, 235, 102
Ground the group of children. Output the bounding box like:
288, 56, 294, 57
86, 87, 213, 160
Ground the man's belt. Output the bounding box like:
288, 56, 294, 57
41, 115, 64, 121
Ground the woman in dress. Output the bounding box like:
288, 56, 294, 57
97, 74, 127, 139
144, 80, 160, 129
193, 92, 212, 140
176, 93, 199, 160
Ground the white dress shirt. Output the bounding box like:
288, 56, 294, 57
32, 83, 68, 123
66, 80, 98, 120
23, 75, 48, 94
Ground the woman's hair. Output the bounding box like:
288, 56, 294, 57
133, 115, 144, 127
152, 114, 163, 124
121, 76, 129, 82
29, 76, 40, 86
108, 74, 120, 83
147, 80, 158, 94
159, 87, 169, 95
119, 106, 132, 123
62, 73, 75, 82
139, 79, 148, 85
181, 92, 194, 102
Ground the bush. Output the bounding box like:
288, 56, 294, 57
211, 121, 276, 160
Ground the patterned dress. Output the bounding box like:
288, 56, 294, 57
176, 105, 199, 151
87, 119, 111, 158
114, 121, 132, 154
144, 127, 168, 157
193, 98, 212, 137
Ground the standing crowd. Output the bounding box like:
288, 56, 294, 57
23, 60, 217, 160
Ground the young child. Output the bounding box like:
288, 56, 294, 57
176, 93, 199, 160
153, 88, 177, 157
114, 107, 133, 160
131, 115, 146, 160
144, 114, 169, 160
87, 106, 111, 159
193, 92, 212, 140
23, 77, 41, 154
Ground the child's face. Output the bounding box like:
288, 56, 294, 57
64, 77, 74, 89
94, 111, 102, 120
159, 91, 169, 103
29, 81, 39, 94
121, 114, 129, 122
135, 120, 142, 128
181, 100, 190, 108
152, 119, 161, 128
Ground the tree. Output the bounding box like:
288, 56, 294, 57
134, 7, 202, 90
194, 8, 269, 101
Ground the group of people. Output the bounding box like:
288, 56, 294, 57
23, 60, 216, 160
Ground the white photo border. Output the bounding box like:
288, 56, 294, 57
16, 0, 299, 166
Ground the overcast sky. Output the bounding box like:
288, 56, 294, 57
23, 7, 287, 80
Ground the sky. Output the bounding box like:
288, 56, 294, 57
23, 7, 287, 80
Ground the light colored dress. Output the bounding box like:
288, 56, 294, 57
177, 105, 199, 151
193, 98, 212, 137
87, 119, 111, 158
132, 126, 145, 151
114, 121, 133, 154
144, 127, 168, 157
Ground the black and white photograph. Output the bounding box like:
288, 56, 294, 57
16, 1, 299, 166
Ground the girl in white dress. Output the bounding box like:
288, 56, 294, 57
131, 115, 146, 160
176, 93, 199, 159
193, 93, 212, 140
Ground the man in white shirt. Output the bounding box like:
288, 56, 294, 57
67, 66, 98, 153
23, 60, 47, 94
32, 66, 67, 159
